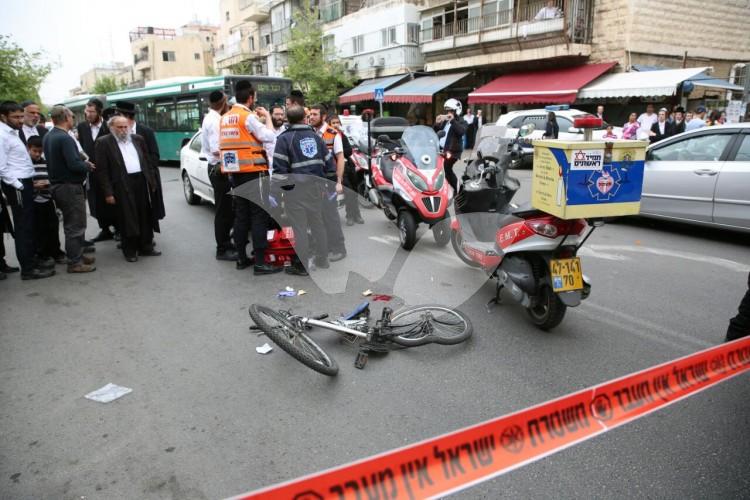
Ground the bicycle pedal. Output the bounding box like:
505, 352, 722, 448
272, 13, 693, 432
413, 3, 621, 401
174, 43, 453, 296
354, 351, 369, 369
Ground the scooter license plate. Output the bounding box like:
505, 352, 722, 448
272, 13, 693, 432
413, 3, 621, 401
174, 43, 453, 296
550, 258, 583, 292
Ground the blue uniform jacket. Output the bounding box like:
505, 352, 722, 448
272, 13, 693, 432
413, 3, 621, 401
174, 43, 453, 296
273, 124, 335, 179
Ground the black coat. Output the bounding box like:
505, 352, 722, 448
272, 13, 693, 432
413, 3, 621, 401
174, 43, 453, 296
95, 134, 160, 237
433, 118, 466, 153
134, 124, 166, 221
672, 120, 686, 136
650, 121, 674, 143
77, 121, 110, 160
78, 121, 111, 220
18, 125, 48, 146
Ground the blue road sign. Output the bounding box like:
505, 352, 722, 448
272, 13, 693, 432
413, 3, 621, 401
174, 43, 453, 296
374, 87, 385, 102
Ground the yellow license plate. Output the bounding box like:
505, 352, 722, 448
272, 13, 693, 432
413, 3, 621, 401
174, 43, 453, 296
550, 258, 583, 292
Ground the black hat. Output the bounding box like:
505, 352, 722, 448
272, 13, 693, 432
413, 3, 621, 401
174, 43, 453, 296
209, 90, 225, 104
102, 107, 117, 121
115, 100, 136, 114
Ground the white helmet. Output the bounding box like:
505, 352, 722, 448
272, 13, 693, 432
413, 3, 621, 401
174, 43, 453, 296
443, 98, 462, 116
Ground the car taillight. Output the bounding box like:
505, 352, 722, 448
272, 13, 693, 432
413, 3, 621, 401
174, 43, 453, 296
525, 220, 558, 238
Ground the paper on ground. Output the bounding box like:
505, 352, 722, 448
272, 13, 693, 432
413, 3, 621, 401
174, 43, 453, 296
85, 383, 133, 403
256, 343, 273, 354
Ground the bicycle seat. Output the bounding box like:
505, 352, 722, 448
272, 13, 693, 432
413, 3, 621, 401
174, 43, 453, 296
343, 301, 370, 320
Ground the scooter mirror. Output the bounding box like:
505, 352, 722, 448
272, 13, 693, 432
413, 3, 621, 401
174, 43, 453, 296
476, 150, 483, 160
518, 124, 535, 137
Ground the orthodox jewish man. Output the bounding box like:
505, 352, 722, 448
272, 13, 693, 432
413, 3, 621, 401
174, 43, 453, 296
95, 115, 162, 262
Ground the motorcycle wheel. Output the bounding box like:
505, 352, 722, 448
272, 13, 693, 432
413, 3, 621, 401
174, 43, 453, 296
357, 181, 375, 209
398, 211, 418, 250
526, 285, 567, 331
450, 230, 480, 268
432, 220, 451, 247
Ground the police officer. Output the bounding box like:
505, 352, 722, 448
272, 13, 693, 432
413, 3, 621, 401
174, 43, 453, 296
309, 104, 346, 262
272, 105, 333, 276
219, 80, 280, 275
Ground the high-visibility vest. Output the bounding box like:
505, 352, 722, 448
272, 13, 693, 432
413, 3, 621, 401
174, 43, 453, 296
319, 125, 339, 152
219, 104, 268, 174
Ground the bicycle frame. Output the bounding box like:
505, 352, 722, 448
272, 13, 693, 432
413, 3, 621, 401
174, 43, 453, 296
300, 318, 369, 339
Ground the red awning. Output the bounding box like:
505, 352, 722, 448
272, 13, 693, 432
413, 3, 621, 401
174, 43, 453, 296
468, 62, 616, 105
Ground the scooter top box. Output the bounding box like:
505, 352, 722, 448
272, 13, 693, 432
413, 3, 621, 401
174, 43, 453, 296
531, 139, 648, 220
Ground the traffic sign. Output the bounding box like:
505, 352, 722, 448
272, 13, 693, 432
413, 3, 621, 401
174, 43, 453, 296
374, 87, 385, 102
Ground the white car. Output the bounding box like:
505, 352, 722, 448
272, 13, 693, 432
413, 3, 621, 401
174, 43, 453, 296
495, 108, 622, 167
179, 131, 214, 205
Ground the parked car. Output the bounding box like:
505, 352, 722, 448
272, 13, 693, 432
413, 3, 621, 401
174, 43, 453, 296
641, 123, 750, 233
179, 131, 214, 205
495, 108, 622, 167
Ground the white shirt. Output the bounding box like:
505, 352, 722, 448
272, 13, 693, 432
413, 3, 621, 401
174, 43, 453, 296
535, 6, 561, 20
317, 124, 343, 155
439, 121, 451, 149
200, 109, 221, 164
90, 120, 103, 141
273, 124, 287, 137
0, 121, 34, 188
464, 113, 475, 126
117, 136, 142, 174
658, 121, 666, 135
637, 112, 658, 139
22, 124, 39, 140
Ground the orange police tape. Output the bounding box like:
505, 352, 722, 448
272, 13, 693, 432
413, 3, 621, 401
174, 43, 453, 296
229, 338, 750, 500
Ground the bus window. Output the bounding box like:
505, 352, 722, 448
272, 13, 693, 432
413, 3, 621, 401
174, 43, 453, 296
153, 99, 176, 130
175, 99, 200, 131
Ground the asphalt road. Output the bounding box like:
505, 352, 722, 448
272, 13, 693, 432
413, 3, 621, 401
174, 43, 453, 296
1, 166, 748, 499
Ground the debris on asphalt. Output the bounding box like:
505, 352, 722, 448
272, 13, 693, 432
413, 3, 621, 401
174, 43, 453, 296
372, 294, 393, 302
84, 383, 132, 403
285, 286, 294, 292
256, 343, 273, 354
298, 290, 307, 296
278, 291, 296, 298
362, 289, 373, 296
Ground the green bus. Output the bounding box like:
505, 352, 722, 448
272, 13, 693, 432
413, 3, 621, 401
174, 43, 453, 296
64, 75, 291, 161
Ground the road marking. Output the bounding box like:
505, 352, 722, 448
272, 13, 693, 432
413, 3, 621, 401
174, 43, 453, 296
587, 244, 750, 273
578, 247, 631, 261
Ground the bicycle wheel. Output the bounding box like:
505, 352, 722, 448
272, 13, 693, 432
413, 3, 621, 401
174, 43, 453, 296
388, 305, 473, 346
249, 304, 339, 376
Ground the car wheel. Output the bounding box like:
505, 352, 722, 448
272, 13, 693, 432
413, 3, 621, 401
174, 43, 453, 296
182, 171, 201, 205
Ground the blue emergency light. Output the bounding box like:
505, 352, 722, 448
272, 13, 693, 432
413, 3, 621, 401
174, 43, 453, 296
544, 105, 570, 111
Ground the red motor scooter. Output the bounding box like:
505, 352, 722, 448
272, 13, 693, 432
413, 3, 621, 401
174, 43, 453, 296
366, 125, 453, 250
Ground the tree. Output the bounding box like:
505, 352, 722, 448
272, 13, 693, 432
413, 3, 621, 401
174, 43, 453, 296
91, 75, 125, 94
284, 3, 354, 107
0, 35, 52, 103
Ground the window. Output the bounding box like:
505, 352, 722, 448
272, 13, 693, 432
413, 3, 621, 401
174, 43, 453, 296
421, 18, 432, 42
262, 33, 271, 48
381, 26, 397, 46
226, 11, 230, 21
162, 51, 176, 62
175, 99, 200, 131
407, 23, 420, 44
557, 117, 573, 131
194, 53, 200, 60
353, 35, 364, 54
189, 132, 202, 152
249, 36, 255, 52
523, 115, 548, 131
651, 133, 733, 162
732, 135, 750, 162
151, 99, 176, 130
322, 35, 335, 56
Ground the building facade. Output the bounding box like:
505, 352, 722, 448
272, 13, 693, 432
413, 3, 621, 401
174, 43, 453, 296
214, 0, 272, 75
75, 63, 136, 95
130, 25, 218, 85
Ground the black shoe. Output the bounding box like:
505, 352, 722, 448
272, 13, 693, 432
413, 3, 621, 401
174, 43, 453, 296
83, 246, 96, 254
53, 253, 67, 265
329, 251, 346, 262
345, 218, 354, 226
125, 255, 138, 263
354, 216, 365, 224
284, 265, 309, 277
216, 249, 239, 261
113, 231, 121, 242
236, 257, 254, 270
314, 257, 330, 269
35, 257, 55, 270
83, 239, 95, 247
0, 262, 20, 273
21, 268, 56, 280
0, 272, 6, 280
92, 229, 114, 242
139, 249, 162, 257
254, 263, 282, 275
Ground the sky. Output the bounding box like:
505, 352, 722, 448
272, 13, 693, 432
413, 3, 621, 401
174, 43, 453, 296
3, 0, 220, 104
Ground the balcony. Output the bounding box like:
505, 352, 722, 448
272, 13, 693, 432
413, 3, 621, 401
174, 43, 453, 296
271, 27, 291, 51
240, 0, 271, 22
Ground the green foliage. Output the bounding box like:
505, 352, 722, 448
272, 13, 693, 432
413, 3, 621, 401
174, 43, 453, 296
284, 3, 354, 107
91, 74, 125, 94
0, 35, 52, 103
229, 61, 254, 75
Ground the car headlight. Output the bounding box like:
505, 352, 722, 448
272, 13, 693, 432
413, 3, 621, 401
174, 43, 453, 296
433, 170, 445, 190
405, 168, 428, 191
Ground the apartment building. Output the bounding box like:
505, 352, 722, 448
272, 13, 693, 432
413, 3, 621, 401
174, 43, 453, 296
214, 0, 272, 75
130, 25, 218, 85
76, 63, 136, 94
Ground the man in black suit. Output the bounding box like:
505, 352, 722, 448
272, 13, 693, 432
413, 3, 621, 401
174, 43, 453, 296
649, 108, 674, 144
95, 115, 161, 262
18, 100, 48, 145
671, 107, 686, 136
77, 98, 116, 241
433, 98, 466, 192
114, 101, 166, 226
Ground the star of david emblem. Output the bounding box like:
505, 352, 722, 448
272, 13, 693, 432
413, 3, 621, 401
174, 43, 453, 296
574, 150, 587, 162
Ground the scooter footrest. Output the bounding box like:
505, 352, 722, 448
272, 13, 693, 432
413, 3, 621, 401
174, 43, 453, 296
354, 350, 369, 369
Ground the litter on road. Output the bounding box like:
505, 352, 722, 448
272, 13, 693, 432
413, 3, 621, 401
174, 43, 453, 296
256, 343, 273, 354
84, 383, 133, 403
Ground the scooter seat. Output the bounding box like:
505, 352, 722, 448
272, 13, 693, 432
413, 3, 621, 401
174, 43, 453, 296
380, 157, 397, 184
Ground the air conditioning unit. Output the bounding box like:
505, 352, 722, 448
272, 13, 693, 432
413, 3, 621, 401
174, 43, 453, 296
369, 56, 383, 67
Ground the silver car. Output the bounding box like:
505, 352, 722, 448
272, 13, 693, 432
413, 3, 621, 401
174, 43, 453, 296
642, 123, 750, 233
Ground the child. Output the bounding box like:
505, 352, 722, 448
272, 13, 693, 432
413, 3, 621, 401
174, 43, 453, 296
26, 136, 65, 266
602, 125, 618, 139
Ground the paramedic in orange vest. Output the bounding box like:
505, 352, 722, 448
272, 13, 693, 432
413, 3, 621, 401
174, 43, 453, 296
309, 104, 347, 262
219, 80, 281, 275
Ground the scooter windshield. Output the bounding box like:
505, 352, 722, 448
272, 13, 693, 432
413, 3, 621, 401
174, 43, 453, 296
401, 126, 440, 170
